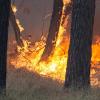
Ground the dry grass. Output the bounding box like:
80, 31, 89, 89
0, 65, 99, 100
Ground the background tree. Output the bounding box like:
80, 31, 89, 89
10, 7, 23, 47
64, 0, 95, 89
40, 0, 63, 60
0, 0, 10, 92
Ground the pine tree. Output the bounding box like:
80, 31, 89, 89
0, 0, 10, 92
64, 0, 95, 89
40, 0, 63, 60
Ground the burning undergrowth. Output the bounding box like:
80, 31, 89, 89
9, 27, 100, 87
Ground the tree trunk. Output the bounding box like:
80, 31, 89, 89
64, 0, 95, 89
0, 0, 10, 92
10, 6, 23, 47
40, 0, 63, 60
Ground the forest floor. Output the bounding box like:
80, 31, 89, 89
0, 65, 100, 100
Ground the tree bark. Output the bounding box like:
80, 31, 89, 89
40, 0, 63, 60
64, 0, 95, 89
10, 6, 23, 47
0, 0, 10, 92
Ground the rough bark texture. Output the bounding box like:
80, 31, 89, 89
10, 7, 23, 47
0, 0, 10, 91
40, 0, 63, 60
64, 0, 95, 89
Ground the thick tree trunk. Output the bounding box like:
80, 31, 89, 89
64, 0, 95, 89
0, 0, 10, 92
40, 0, 63, 60
10, 7, 23, 47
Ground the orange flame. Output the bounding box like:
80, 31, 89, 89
12, 4, 24, 32
11, 4, 17, 13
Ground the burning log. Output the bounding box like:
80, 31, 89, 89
9, 6, 23, 47
40, 0, 63, 61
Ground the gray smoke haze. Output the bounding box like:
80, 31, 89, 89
9, 0, 100, 41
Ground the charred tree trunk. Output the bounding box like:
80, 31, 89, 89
10, 6, 23, 47
64, 0, 95, 89
40, 0, 63, 60
0, 0, 10, 92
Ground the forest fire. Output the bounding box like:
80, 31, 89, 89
9, 26, 100, 87
9, 2, 100, 87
